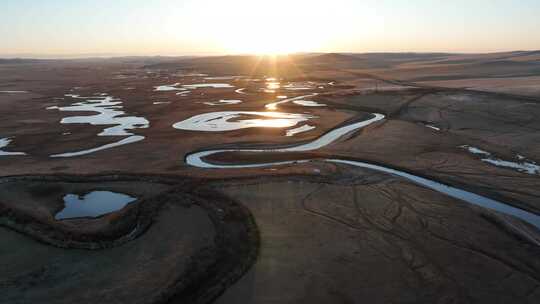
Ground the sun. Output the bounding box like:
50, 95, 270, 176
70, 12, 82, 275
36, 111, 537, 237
195, 0, 322, 55
221, 22, 317, 55
231, 40, 298, 55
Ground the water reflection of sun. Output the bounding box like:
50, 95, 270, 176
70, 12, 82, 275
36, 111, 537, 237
246, 118, 297, 128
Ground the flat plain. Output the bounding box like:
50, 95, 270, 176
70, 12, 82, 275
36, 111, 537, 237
1, 51, 540, 303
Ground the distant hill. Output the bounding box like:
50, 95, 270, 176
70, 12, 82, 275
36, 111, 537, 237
142, 54, 311, 77
0, 58, 51, 64
313, 53, 359, 62
10, 50, 537, 80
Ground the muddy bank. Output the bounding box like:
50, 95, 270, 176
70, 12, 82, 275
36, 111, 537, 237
0, 174, 259, 304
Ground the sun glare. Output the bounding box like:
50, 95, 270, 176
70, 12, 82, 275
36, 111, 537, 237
222, 22, 317, 55
195, 0, 323, 55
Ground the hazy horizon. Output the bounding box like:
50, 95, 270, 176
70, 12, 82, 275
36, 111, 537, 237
3, 49, 540, 60
2, 0, 540, 57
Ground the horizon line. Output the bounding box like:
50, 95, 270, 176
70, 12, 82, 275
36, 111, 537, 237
1, 49, 539, 60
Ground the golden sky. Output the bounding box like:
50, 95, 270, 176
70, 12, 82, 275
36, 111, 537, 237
2, 0, 540, 57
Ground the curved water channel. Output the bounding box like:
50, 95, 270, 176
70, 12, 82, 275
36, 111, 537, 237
0, 137, 26, 156
184, 104, 540, 232
173, 111, 314, 132
47, 94, 149, 157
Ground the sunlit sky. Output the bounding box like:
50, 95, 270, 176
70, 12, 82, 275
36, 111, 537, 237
2, 0, 540, 57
